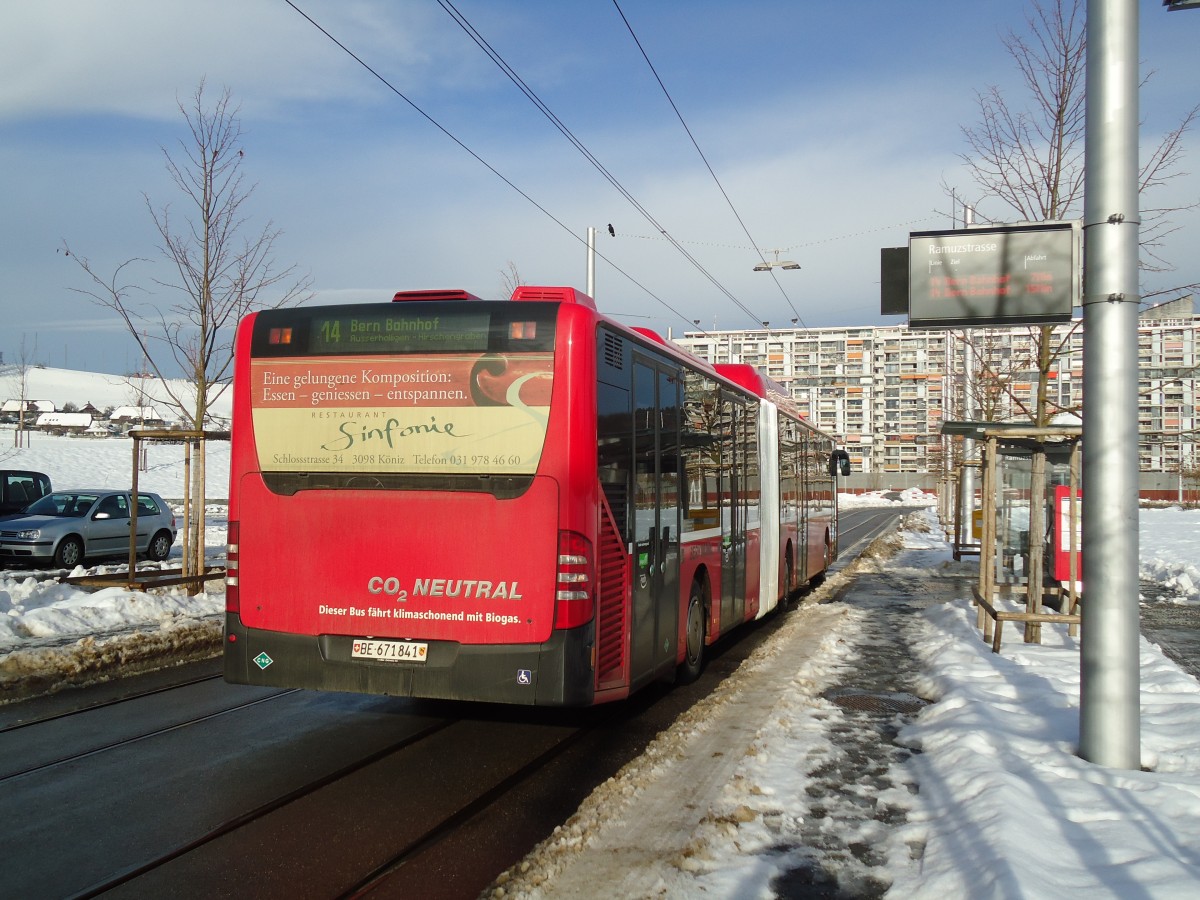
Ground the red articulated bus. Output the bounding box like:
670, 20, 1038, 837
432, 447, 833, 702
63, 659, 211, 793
224, 287, 845, 706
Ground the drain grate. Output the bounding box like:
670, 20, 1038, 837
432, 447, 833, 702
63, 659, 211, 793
824, 689, 928, 715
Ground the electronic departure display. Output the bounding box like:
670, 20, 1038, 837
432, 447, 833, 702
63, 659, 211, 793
907, 221, 1080, 328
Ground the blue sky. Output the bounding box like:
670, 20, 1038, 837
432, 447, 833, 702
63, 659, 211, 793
2, 0, 1198, 376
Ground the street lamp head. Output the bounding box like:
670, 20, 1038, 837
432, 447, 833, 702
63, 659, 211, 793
753, 260, 801, 271
752, 249, 801, 272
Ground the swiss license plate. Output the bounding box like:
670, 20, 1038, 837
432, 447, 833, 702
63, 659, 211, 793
351, 639, 428, 663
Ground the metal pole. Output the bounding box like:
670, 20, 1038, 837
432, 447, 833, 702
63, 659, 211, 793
586, 226, 596, 299
1080, 0, 1141, 768
961, 338, 977, 548
958, 205, 978, 551
129, 434, 140, 585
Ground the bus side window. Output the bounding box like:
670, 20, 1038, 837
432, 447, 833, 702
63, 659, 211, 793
597, 382, 633, 545
681, 370, 721, 533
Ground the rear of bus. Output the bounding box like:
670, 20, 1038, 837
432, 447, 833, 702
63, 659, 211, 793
223, 289, 604, 705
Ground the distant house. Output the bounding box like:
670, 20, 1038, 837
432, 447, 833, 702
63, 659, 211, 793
109, 406, 167, 431
85, 420, 119, 437
1, 399, 55, 415
36, 412, 92, 434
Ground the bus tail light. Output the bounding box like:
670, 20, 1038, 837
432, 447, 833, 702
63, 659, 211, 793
226, 521, 239, 614
554, 531, 594, 629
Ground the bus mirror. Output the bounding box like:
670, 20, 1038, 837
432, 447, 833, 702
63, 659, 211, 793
829, 450, 851, 477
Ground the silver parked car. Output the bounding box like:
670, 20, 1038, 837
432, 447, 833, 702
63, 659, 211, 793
0, 490, 177, 568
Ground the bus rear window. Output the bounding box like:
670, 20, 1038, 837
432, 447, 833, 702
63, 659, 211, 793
248, 302, 557, 478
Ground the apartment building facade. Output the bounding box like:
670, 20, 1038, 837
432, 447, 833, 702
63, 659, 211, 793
672, 296, 1198, 480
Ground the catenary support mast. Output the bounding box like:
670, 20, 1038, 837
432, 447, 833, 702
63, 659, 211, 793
1079, 0, 1141, 768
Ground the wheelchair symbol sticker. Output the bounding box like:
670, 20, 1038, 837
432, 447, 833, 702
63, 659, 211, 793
517, 669, 532, 685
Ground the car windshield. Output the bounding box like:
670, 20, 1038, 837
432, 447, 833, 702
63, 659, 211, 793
23, 492, 100, 518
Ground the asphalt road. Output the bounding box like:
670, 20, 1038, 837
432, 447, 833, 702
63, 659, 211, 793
0, 508, 908, 899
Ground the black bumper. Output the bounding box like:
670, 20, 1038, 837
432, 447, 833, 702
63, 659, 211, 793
223, 614, 596, 706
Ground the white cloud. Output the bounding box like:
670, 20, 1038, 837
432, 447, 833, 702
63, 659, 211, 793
0, 0, 448, 123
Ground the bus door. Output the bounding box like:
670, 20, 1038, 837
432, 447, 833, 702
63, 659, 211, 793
720, 394, 750, 629
631, 358, 682, 682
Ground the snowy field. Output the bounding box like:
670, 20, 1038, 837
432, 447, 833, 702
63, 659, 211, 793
0, 428, 230, 682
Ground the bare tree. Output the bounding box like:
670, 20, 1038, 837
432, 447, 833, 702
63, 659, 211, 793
65, 82, 312, 430
498, 260, 525, 299
11, 334, 38, 449
63, 81, 312, 581
953, 0, 1198, 426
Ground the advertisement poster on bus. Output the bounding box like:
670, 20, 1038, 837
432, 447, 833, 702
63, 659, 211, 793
249, 353, 553, 475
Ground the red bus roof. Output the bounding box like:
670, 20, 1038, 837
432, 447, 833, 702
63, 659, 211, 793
392, 289, 484, 302
716, 363, 806, 420
510, 285, 597, 310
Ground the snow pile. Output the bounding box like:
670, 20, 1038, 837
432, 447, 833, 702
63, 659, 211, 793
0, 581, 223, 647
888, 596, 1200, 898
840, 487, 936, 508
0, 566, 226, 700
1141, 506, 1200, 605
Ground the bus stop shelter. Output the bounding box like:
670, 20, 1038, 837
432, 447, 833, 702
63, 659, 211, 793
941, 421, 1083, 652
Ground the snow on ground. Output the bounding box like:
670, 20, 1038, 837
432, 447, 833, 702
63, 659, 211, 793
0, 427, 229, 694
492, 507, 1200, 898
886, 587, 1200, 898
0, 426, 230, 499
840, 487, 939, 509
1141, 506, 1200, 605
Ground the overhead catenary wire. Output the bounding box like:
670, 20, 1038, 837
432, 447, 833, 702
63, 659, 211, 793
433, 0, 767, 329
282, 0, 700, 330
610, 0, 808, 332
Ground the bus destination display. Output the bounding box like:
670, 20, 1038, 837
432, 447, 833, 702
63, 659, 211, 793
308, 312, 491, 353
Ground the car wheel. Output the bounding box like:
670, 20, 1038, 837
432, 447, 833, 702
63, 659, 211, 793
147, 530, 173, 562
54, 536, 84, 569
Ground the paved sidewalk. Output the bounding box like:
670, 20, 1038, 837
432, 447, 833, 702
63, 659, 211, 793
489, 528, 975, 899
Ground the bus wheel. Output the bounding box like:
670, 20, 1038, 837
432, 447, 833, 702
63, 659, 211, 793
784, 546, 795, 608
811, 538, 831, 587
680, 584, 706, 683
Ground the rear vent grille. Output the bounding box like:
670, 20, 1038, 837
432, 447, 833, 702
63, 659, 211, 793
594, 495, 629, 688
